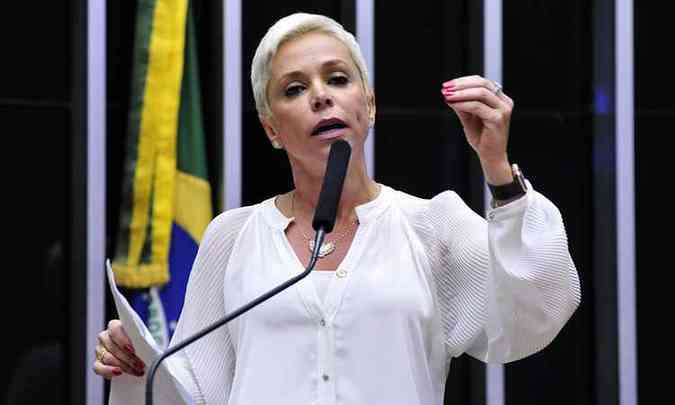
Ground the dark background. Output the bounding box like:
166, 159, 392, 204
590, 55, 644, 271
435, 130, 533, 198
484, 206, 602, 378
1, 1, 670, 404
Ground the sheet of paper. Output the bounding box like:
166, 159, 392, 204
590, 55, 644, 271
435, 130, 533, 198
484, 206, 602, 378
106, 259, 194, 405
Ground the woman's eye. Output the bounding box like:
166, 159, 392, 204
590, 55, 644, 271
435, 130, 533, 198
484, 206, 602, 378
284, 85, 304, 97
329, 75, 349, 86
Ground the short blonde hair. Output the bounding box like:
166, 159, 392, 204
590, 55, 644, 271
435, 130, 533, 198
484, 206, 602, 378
251, 13, 371, 118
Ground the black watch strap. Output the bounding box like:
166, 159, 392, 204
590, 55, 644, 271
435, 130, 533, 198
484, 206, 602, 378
487, 163, 527, 200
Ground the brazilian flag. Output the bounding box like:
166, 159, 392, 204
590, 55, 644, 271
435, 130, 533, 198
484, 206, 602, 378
112, 0, 213, 348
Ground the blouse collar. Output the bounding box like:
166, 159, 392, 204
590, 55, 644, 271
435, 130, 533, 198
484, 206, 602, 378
261, 183, 392, 231
354, 183, 391, 225
261, 195, 295, 231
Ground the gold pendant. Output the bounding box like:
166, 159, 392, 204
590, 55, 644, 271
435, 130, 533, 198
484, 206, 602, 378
308, 240, 336, 258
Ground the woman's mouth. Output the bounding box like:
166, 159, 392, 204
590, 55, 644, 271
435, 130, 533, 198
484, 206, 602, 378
311, 119, 348, 138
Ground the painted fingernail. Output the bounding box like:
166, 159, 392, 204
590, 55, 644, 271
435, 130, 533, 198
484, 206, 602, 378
135, 360, 145, 370
125, 345, 135, 354
135, 369, 145, 377
443, 83, 455, 89
113, 368, 123, 376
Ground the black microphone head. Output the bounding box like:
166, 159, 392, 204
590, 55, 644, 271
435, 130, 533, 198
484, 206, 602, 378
312, 140, 352, 233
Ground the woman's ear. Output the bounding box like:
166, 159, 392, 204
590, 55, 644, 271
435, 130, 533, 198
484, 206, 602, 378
260, 114, 283, 149
367, 89, 376, 126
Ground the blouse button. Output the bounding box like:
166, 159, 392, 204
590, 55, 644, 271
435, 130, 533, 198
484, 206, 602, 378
320, 319, 326, 327
322, 374, 330, 382
336, 269, 348, 278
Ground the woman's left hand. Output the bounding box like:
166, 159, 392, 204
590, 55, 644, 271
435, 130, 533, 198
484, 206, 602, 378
442, 75, 514, 185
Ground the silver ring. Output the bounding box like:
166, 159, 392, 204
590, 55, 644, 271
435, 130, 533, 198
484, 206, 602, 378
492, 80, 503, 95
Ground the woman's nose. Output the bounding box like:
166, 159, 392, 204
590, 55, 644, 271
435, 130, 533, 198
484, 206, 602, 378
311, 89, 334, 111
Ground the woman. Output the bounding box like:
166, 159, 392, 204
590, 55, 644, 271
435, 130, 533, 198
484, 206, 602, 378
95, 13, 581, 404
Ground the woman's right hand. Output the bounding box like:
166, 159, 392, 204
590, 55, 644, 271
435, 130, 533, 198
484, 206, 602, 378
93, 319, 146, 379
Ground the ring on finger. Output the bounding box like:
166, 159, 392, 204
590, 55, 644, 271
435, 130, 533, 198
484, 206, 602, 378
491, 80, 503, 96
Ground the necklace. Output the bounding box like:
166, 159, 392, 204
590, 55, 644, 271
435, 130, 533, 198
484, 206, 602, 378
290, 191, 358, 258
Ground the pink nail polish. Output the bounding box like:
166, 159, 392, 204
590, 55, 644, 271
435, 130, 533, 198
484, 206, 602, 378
113, 368, 123, 376
125, 345, 135, 354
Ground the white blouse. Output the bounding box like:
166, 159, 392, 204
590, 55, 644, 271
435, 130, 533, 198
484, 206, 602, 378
310, 270, 336, 304
118, 182, 580, 405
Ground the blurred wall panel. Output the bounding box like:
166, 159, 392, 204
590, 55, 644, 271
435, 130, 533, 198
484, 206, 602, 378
503, 1, 594, 404
0, 2, 72, 404
635, 2, 673, 404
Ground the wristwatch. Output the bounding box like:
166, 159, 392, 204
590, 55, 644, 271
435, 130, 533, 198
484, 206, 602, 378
487, 163, 528, 201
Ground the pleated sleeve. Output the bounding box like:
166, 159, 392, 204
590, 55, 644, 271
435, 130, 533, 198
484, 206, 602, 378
421, 182, 581, 364
168, 206, 254, 404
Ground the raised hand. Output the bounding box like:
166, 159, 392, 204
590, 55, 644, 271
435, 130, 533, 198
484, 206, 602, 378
442, 75, 515, 185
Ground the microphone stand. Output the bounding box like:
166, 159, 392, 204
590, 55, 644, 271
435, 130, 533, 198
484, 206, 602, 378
145, 229, 327, 405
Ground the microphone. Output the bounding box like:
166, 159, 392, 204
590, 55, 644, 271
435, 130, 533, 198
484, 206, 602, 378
145, 140, 352, 404
312, 139, 351, 233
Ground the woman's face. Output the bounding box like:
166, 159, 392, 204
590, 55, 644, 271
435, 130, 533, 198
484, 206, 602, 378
262, 32, 374, 166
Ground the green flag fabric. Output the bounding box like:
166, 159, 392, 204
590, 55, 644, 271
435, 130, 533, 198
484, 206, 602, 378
113, 0, 213, 347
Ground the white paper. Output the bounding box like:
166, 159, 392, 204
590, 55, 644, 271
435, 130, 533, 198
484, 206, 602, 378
106, 259, 194, 405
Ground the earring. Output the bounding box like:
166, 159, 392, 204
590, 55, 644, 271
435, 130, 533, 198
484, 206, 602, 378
271, 140, 283, 149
